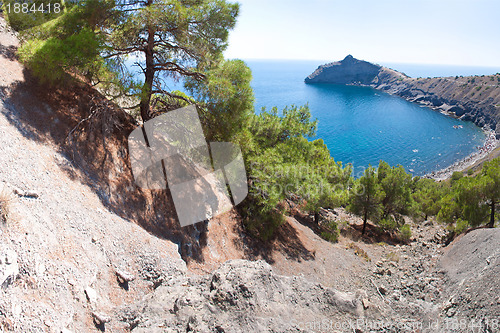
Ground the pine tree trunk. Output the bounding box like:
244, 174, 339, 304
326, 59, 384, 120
314, 211, 319, 224
139, 1, 155, 122
362, 210, 367, 235
488, 199, 496, 228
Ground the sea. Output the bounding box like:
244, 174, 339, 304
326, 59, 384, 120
139, 59, 500, 177
247, 60, 500, 177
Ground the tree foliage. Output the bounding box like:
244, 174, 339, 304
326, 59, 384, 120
377, 161, 412, 219
185, 59, 254, 143
242, 105, 352, 239
348, 166, 383, 235
18, 0, 240, 121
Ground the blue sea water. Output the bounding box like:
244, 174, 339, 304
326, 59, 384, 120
247, 60, 499, 177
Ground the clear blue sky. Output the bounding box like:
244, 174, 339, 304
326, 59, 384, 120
224, 0, 500, 67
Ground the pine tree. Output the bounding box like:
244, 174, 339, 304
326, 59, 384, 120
19, 0, 240, 122
481, 158, 500, 228
348, 166, 383, 235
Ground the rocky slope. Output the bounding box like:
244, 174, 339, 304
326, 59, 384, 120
306, 55, 500, 138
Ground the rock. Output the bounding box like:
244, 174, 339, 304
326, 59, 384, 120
13, 187, 39, 199
116, 270, 135, 284
361, 298, 370, 310
305, 56, 500, 139
446, 307, 457, 317
91, 312, 111, 325
438, 229, 500, 320
84, 287, 97, 304
378, 285, 388, 295
0, 245, 18, 288
124, 260, 362, 332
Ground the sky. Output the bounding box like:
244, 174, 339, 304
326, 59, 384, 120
224, 0, 500, 67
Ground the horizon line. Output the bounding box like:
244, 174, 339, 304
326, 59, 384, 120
227, 57, 500, 69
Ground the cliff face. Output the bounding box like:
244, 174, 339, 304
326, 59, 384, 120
305, 56, 500, 138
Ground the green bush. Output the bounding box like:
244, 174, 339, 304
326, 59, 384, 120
243, 105, 352, 239
320, 220, 339, 243
399, 224, 412, 241
19, 27, 104, 85
241, 203, 284, 241
378, 215, 398, 231
454, 218, 469, 234
451, 171, 463, 183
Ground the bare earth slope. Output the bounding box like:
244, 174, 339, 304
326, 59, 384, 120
438, 229, 500, 324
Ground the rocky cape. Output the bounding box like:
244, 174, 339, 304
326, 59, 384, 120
306, 55, 500, 138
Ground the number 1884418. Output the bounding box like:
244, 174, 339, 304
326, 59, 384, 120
4, 2, 62, 14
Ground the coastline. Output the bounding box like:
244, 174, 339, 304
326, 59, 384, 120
423, 129, 499, 181
375, 87, 499, 181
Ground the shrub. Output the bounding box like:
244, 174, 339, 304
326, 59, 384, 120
378, 215, 398, 231
399, 224, 412, 241
2, 0, 64, 32
467, 168, 474, 176
320, 220, 339, 243
240, 202, 284, 241
454, 218, 469, 234
451, 171, 463, 183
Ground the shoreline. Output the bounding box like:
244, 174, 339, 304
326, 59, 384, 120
378, 86, 499, 181
423, 129, 499, 181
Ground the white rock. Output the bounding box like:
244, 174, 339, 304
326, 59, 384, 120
0, 247, 18, 288
92, 312, 111, 325
84, 287, 97, 304
116, 269, 135, 284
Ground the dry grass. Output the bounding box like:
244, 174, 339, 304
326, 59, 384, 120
0, 186, 13, 224
346, 242, 371, 262
386, 252, 400, 262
